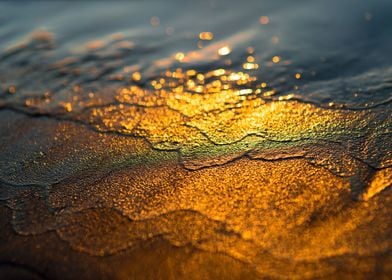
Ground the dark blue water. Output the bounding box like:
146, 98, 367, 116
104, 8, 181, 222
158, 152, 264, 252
1, 0, 392, 110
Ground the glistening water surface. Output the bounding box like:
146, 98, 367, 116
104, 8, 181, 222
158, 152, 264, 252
0, 1, 391, 279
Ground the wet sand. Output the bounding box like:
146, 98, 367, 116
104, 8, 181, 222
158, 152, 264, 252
0, 1, 391, 279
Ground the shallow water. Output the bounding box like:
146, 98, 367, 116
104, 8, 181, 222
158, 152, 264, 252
0, 1, 391, 279
2, 0, 392, 108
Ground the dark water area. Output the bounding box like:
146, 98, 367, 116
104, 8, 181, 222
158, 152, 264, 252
1, 0, 392, 108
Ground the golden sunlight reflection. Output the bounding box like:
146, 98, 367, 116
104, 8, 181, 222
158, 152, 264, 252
259, 16, 270, 25
218, 46, 231, 56
199, 31, 214, 41
1, 4, 391, 278
272, 55, 280, 63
